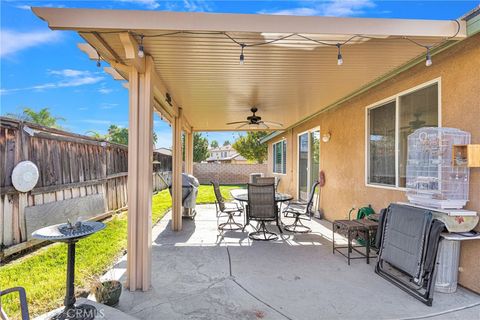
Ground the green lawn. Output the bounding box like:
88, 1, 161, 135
0, 184, 243, 319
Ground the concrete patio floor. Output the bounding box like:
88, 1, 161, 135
105, 203, 480, 320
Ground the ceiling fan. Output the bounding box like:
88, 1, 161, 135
226, 107, 283, 129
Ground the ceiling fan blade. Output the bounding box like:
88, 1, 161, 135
226, 121, 249, 125
262, 120, 283, 127
258, 121, 270, 129
236, 123, 250, 129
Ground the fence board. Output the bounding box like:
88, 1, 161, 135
0, 196, 4, 245
18, 193, 27, 242
3, 195, 13, 246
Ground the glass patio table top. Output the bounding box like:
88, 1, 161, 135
232, 191, 293, 203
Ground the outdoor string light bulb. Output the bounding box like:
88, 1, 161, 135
96, 57, 101, 68
425, 47, 432, 67
239, 44, 246, 65
138, 35, 145, 58
336, 43, 343, 66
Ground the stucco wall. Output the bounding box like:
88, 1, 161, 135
267, 33, 480, 292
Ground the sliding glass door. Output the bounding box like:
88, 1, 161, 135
298, 129, 320, 201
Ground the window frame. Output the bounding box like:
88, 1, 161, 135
364, 78, 442, 190
272, 139, 287, 175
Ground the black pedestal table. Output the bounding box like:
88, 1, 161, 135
32, 221, 106, 320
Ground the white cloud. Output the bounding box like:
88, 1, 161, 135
0, 29, 62, 57
261, 7, 319, 16
48, 69, 91, 77
117, 0, 160, 9
15, 3, 66, 10
182, 0, 212, 12
259, 0, 375, 17
100, 103, 118, 109
15, 5, 31, 10
98, 88, 114, 94
1, 69, 104, 95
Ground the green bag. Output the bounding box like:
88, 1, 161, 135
356, 206, 376, 246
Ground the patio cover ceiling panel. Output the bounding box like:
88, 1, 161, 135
33, 8, 465, 131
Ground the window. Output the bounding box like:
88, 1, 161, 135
367, 82, 439, 188
273, 140, 287, 174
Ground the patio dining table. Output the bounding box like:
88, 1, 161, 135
232, 191, 293, 204
231, 191, 293, 229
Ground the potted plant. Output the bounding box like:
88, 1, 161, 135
93, 280, 122, 306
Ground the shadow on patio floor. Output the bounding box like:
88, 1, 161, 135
106, 204, 480, 320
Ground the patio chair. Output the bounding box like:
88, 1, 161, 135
0, 287, 30, 320
255, 177, 275, 185
282, 180, 320, 233
211, 181, 243, 230
246, 183, 281, 241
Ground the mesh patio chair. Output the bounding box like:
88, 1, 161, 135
211, 181, 243, 231
256, 177, 281, 191
283, 180, 320, 233
255, 177, 275, 185
246, 183, 281, 241
0, 287, 30, 320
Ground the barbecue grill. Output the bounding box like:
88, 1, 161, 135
32, 221, 105, 320
168, 173, 199, 219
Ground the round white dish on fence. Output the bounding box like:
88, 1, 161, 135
12, 160, 39, 192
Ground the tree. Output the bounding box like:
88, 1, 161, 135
86, 130, 105, 140
194, 132, 209, 162
106, 125, 129, 145
232, 131, 269, 164
105, 125, 157, 146
223, 140, 230, 146
210, 140, 219, 148
7, 107, 65, 128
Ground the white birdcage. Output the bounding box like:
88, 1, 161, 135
406, 127, 471, 209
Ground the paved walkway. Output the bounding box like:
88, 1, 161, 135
106, 203, 480, 320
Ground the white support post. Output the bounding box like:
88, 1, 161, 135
126, 56, 153, 291
185, 131, 194, 175
171, 108, 183, 231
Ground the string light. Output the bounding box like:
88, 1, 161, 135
89, 20, 459, 69
138, 35, 145, 58
96, 56, 101, 68
336, 43, 343, 66
425, 46, 432, 67
239, 44, 245, 65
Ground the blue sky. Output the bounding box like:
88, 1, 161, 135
1, 1, 478, 148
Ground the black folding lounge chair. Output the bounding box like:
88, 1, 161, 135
211, 181, 243, 231
375, 203, 445, 306
282, 180, 320, 233
246, 183, 281, 241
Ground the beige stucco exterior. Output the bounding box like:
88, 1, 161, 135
267, 33, 480, 293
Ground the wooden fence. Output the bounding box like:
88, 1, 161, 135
0, 117, 171, 258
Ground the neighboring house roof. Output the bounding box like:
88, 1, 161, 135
206, 152, 246, 162
208, 145, 234, 152
260, 131, 285, 144
155, 147, 172, 156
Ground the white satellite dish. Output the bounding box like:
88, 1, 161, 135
12, 161, 39, 193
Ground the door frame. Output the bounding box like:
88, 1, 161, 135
296, 126, 320, 200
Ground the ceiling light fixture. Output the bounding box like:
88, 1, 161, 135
239, 44, 246, 65
336, 43, 343, 66
138, 35, 145, 58
425, 46, 432, 67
